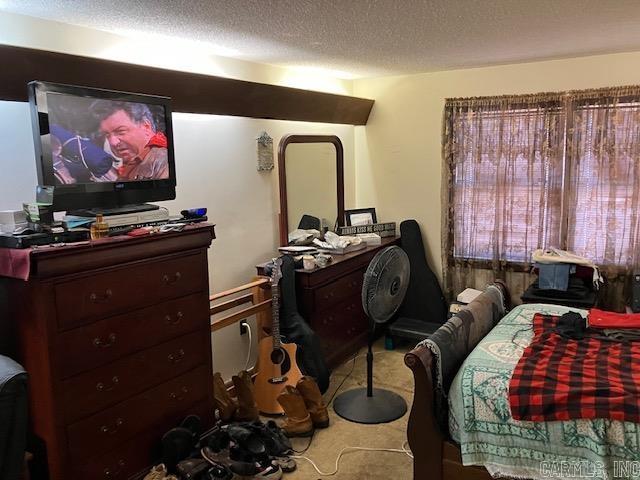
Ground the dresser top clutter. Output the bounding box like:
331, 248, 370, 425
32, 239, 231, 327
0, 223, 215, 280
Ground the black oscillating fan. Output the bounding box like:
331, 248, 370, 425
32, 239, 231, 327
333, 246, 410, 424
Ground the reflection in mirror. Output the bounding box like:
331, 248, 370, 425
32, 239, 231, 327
278, 135, 344, 246
285, 143, 338, 235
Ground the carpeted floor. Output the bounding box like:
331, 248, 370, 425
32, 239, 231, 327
284, 341, 414, 479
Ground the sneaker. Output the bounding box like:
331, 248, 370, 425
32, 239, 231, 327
202, 425, 231, 452
142, 464, 167, 480
162, 427, 197, 472
241, 421, 296, 473
180, 414, 203, 440
205, 464, 234, 480
227, 424, 267, 458
201, 446, 257, 477
253, 462, 283, 480
272, 456, 296, 474
244, 421, 292, 457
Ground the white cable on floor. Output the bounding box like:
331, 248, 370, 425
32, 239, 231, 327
402, 441, 414, 459
291, 443, 413, 476
243, 321, 252, 371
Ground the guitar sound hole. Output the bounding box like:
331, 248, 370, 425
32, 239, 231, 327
270, 348, 291, 373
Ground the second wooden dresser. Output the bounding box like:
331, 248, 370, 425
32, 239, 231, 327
258, 236, 400, 369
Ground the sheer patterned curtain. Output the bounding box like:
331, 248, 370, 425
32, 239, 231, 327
565, 87, 640, 307
443, 87, 640, 309
442, 94, 566, 302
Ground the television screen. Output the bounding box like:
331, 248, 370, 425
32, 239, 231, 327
47, 94, 170, 184
29, 82, 177, 211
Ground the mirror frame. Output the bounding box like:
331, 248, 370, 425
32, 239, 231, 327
277, 134, 345, 246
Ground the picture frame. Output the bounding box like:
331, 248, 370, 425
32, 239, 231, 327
345, 208, 377, 226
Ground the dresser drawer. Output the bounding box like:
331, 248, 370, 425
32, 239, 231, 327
55, 253, 206, 329
71, 400, 212, 480
67, 366, 209, 462
313, 297, 368, 341
62, 331, 208, 423
314, 268, 364, 312
56, 293, 207, 378
312, 296, 367, 361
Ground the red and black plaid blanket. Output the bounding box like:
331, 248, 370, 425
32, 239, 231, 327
509, 313, 640, 423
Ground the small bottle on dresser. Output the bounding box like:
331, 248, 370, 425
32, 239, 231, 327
90, 214, 109, 239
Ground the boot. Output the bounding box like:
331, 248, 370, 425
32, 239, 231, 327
276, 386, 313, 437
232, 370, 259, 422
142, 464, 167, 480
296, 376, 329, 428
213, 372, 237, 422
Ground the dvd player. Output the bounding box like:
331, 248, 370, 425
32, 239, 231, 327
0, 229, 90, 249
64, 207, 170, 229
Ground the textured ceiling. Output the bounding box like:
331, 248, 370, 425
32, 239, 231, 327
2, 0, 640, 78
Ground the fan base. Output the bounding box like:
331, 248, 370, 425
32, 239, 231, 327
333, 387, 407, 424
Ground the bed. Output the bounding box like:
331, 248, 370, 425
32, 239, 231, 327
405, 299, 640, 480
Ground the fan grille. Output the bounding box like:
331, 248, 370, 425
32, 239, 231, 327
362, 246, 410, 323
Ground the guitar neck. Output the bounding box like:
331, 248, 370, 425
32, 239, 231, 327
271, 283, 281, 349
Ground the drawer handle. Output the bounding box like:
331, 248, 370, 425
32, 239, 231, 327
323, 292, 335, 300
165, 311, 184, 326
93, 333, 117, 348
103, 459, 126, 478
100, 418, 124, 435
96, 376, 120, 392
168, 349, 186, 364
89, 289, 113, 303
163, 272, 182, 285
169, 386, 189, 401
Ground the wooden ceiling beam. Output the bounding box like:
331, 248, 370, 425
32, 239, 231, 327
0, 44, 374, 125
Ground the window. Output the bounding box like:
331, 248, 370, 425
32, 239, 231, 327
444, 87, 640, 272
567, 100, 640, 267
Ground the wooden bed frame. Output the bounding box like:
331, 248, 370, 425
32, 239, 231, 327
404, 344, 493, 480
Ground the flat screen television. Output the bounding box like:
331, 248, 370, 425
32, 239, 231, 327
28, 81, 177, 213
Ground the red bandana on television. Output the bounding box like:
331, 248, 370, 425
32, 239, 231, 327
146, 132, 168, 149
117, 133, 168, 177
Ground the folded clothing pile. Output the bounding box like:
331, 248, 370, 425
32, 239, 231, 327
521, 248, 603, 308
588, 308, 640, 341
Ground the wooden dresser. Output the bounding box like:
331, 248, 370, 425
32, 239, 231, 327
0, 224, 215, 480
258, 236, 399, 369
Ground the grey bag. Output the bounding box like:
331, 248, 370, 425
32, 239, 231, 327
0, 355, 28, 480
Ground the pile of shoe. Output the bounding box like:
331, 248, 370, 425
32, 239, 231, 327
214, 371, 329, 438
143, 371, 331, 479
144, 415, 294, 480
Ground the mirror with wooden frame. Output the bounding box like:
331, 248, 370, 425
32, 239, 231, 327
278, 134, 345, 246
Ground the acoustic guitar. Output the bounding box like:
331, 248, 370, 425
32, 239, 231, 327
254, 258, 304, 414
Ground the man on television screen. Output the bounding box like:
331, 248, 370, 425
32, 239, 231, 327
90, 100, 169, 181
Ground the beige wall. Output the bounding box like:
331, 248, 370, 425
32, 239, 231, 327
0, 12, 356, 379
353, 51, 640, 284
